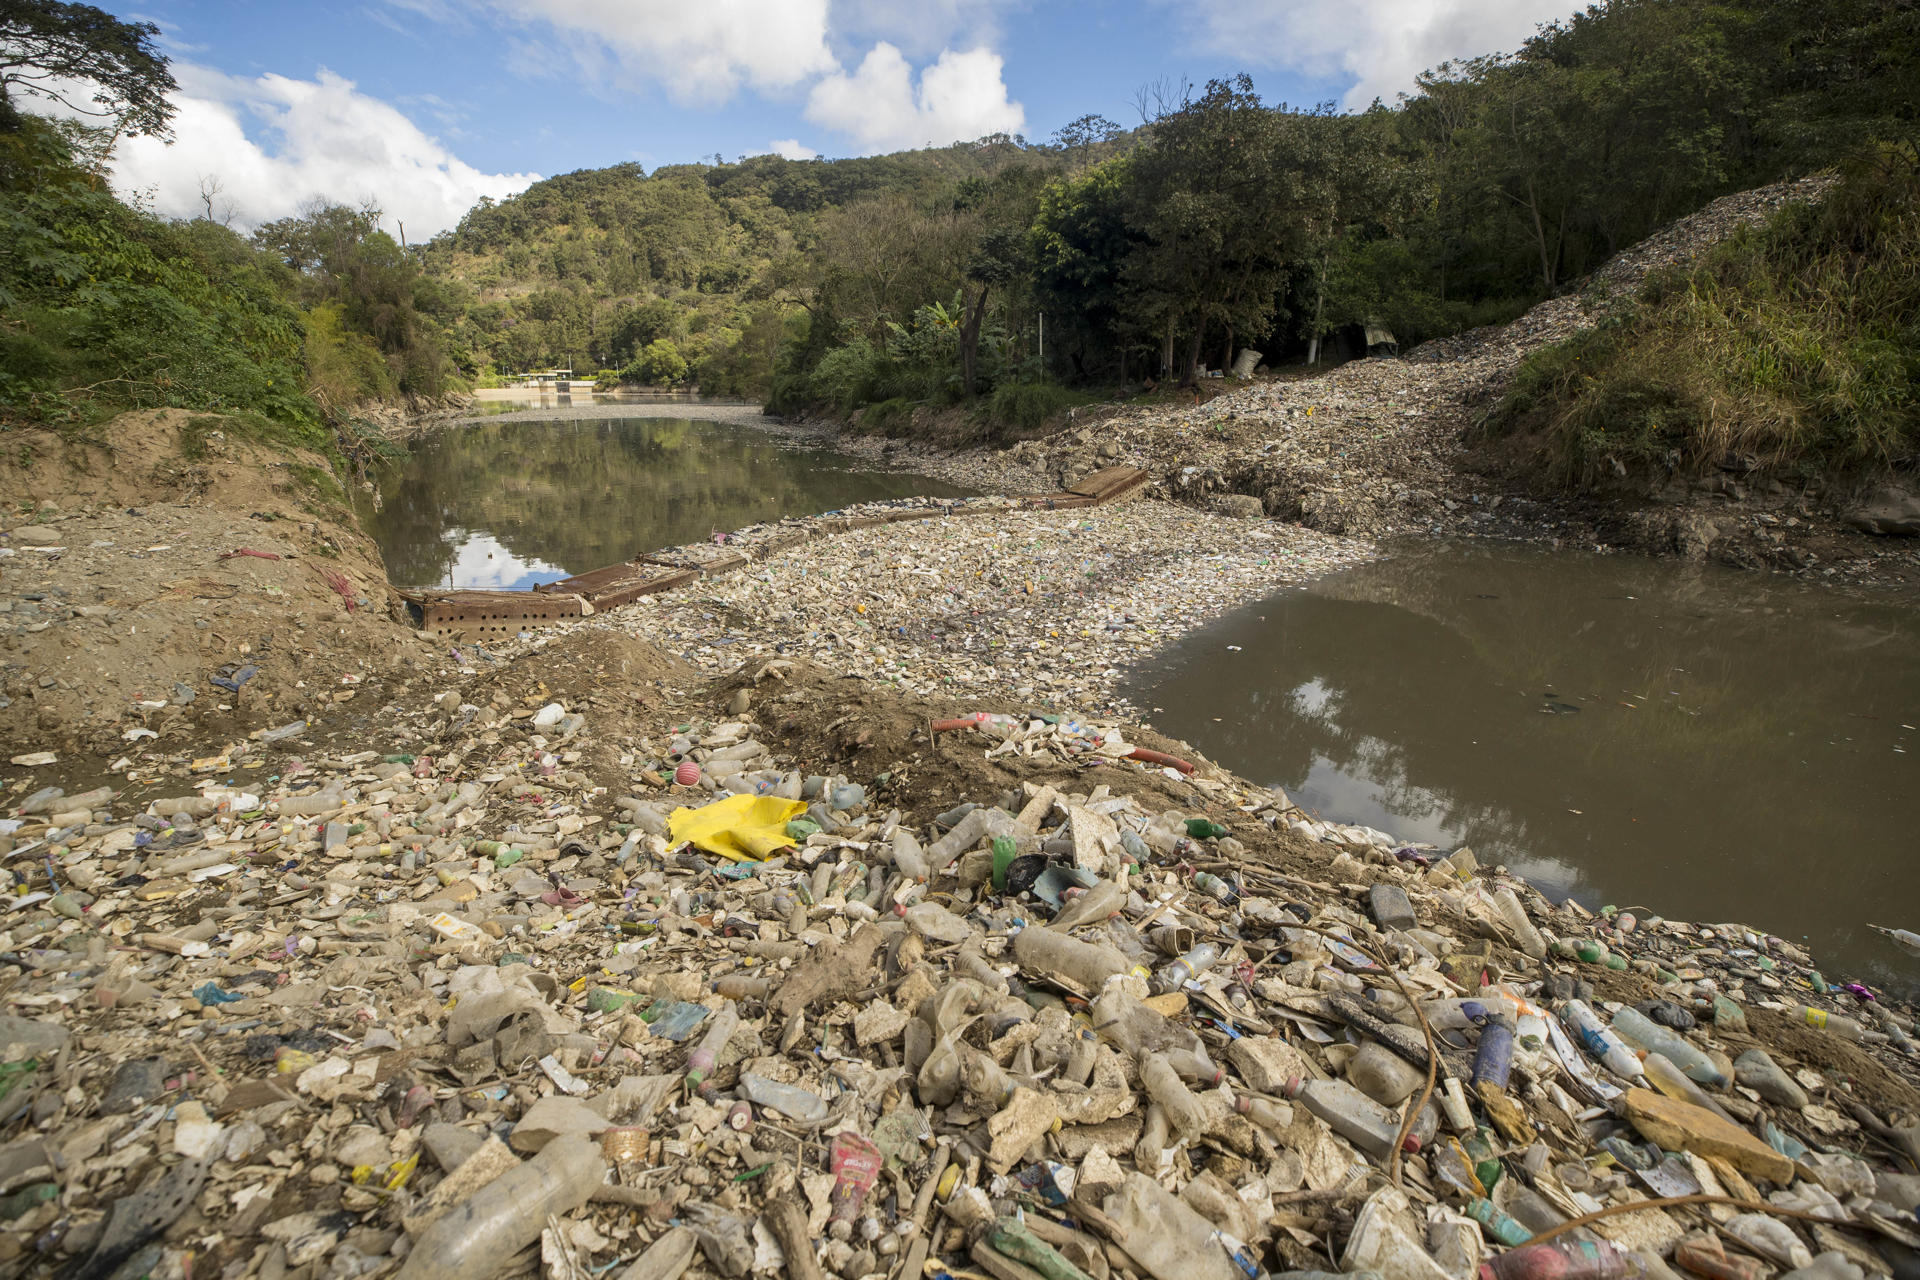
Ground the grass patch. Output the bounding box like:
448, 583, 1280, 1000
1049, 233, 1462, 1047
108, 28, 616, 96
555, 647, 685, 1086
984, 381, 1101, 434
1484, 158, 1920, 487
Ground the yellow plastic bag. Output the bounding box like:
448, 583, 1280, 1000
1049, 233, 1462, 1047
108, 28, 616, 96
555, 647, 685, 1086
669, 794, 806, 862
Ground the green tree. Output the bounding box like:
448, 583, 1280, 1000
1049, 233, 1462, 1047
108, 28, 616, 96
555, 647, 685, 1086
0, 0, 175, 138
625, 338, 687, 386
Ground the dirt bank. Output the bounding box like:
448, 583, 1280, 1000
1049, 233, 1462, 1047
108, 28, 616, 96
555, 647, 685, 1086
0, 411, 453, 761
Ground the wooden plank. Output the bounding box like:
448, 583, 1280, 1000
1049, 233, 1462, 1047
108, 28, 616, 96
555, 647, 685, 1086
584, 570, 697, 610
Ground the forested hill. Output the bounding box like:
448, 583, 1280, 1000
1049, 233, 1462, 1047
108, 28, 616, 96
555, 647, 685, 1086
417, 132, 1112, 396
414, 0, 1917, 428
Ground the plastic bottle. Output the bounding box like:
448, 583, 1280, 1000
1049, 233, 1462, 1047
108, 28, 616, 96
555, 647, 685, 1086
1610, 1007, 1729, 1087
1192, 872, 1235, 902
1422, 995, 1524, 1031
1472, 1014, 1516, 1089
1090, 989, 1215, 1072
1133, 1103, 1171, 1168
1492, 888, 1548, 959
1791, 1005, 1864, 1040
1285, 1076, 1413, 1159
1013, 929, 1139, 992
1466, 1198, 1532, 1247
897, 901, 972, 944
740, 1072, 828, 1122
1480, 1240, 1646, 1280
1162, 1047, 1224, 1085
1236, 1095, 1293, 1131
1641, 1052, 1736, 1122
1140, 1053, 1208, 1140
1154, 943, 1221, 993
1732, 1049, 1808, 1109
394, 1135, 605, 1280
1062, 1030, 1099, 1086
683, 1001, 739, 1089
1558, 1001, 1645, 1081
1346, 1041, 1424, 1106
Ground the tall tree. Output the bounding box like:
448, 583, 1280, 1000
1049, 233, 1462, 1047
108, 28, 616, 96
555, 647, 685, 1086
0, 1, 175, 138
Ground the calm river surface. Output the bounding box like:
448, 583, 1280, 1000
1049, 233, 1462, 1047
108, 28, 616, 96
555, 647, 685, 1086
1124, 542, 1920, 993
360, 415, 974, 590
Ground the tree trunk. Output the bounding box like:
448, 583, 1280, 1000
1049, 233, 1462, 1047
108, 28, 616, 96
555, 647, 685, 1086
1179, 328, 1203, 387
1219, 321, 1234, 372
959, 283, 989, 398
1306, 252, 1329, 365
1527, 175, 1556, 293
1160, 319, 1175, 381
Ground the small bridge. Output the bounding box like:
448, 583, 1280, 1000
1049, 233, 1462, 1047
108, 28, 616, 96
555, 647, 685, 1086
400, 467, 1149, 641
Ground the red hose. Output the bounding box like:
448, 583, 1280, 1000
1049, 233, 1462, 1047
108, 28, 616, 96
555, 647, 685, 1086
1128, 748, 1195, 774
930, 716, 984, 733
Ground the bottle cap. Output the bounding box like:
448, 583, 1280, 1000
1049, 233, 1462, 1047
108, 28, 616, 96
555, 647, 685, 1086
1283, 1075, 1304, 1098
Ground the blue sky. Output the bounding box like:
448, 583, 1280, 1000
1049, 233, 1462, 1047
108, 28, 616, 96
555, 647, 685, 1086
103, 0, 1579, 238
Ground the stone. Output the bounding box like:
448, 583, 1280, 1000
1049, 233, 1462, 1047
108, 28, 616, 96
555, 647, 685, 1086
1623, 1089, 1795, 1184
510, 1095, 612, 1153
1227, 1036, 1315, 1095
6, 525, 61, 547
102, 1057, 167, 1114
1213, 494, 1264, 519
1842, 486, 1920, 536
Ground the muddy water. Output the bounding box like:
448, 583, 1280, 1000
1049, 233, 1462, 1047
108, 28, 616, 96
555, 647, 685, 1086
1124, 542, 1920, 993
359, 416, 974, 590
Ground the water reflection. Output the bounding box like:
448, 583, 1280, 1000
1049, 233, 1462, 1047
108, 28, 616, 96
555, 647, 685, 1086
1124, 543, 1920, 992
359, 416, 974, 589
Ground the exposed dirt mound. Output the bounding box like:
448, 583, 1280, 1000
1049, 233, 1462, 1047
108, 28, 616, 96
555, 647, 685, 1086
0, 411, 433, 761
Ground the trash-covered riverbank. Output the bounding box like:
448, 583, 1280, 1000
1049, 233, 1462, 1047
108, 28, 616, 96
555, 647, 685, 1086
2, 621, 1916, 1280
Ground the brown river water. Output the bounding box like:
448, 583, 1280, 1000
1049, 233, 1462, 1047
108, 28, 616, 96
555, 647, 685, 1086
1123, 541, 1920, 996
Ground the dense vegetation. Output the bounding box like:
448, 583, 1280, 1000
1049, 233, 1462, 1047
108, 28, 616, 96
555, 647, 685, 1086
1488, 157, 1920, 484
2, 0, 1915, 485
418, 0, 1918, 447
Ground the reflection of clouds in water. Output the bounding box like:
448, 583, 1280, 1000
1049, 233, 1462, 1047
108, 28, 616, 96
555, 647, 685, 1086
1290, 678, 1335, 718
446, 532, 567, 591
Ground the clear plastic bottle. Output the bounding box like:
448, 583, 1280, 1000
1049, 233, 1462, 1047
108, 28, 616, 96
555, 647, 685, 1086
1558, 1000, 1645, 1081
1013, 928, 1138, 991
1139, 1052, 1208, 1140
683, 1001, 739, 1089
891, 828, 928, 881
393, 1135, 605, 1280
1791, 1005, 1864, 1040
1641, 1052, 1735, 1122
1346, 1041, 1424, 1106
896, 901, 972, 944
1493, 888, 1548, 959
1235, 1095, 1293, 1131
1611, 1007, 1728, 1087
1154, 943, 1221, 993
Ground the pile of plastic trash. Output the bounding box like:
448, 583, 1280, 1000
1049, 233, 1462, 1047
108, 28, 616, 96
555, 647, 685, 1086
1, 704, 1916, 1280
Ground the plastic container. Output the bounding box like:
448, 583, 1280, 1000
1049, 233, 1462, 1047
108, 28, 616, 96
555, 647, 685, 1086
1154, 943, 1221, 993
1471, 1015, 1516, 1088
1139, 1053, 1207, 1140
393, 1134, 606, 1280
1791, 1005, 1864, 1040
740, 1072, 828, 1122
1557, 1000, 1645, 1081
1104, 1172, 1243, 1280
1089, 989, 1214, 1071
1480, 1240, 1646, 1280
1733, 1048, 1808, 1109
891, 828, 929, 881
1642, 1052, 1735, 1121
897, 901, 972, 944
683, 1000, 739, 1089
1346, 1041, 1424, 1106
1493, 888, 1547, 959
1285, 1076, 1412, 1159
1192, 872, 1235, 902
1012, 928, 1138, 991
1466, 1197, 1532, 1246
1611, 1006, 1728, 1088
1235, 1095, 1293, 1131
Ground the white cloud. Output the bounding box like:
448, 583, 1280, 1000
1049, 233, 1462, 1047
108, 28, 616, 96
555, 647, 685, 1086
1171, 0, 1575, 108
768, 139, 820, 161
467, 0, 837, 104
107, 63, 539, 237
828, 0, 1024, 61
804, 43, 1024, 154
